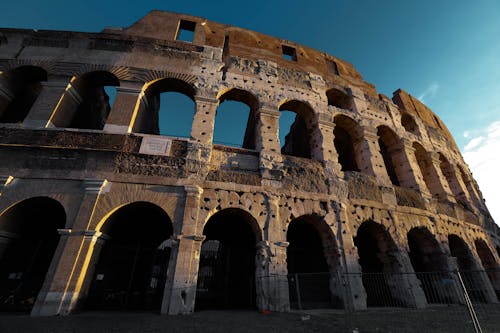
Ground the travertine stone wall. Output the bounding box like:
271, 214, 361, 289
0, 10, 499, 316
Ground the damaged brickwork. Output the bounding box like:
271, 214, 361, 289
0, 11, 498, 317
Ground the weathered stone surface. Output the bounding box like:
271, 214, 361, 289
0, 10, 498, 319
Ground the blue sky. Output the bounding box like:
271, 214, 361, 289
3, 1, 500, 222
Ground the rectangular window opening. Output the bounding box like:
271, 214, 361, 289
176, 20, 196, 43
282, 45, 297, 61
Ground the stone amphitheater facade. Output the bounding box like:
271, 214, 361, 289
0, 10, 499, 316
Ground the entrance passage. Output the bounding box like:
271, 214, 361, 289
448, 234, 486, 302
86, 202, 173, 312
0, 197, 65, 312
287, 215, 341, 309
407, 227, 454, 303
196, 209, 259, 310
354, 221, 402, 307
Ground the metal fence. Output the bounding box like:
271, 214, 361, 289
288, 270, 500, 332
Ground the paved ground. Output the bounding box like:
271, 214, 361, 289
1, 307, 499, 333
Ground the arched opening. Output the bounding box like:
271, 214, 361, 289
214, 88, 258, 148
86, 202, 173, 311
413, 142, 444, 199
196, 208, 260, 310
354, 221, 404, 307
496, 246, 500, 259
0, 66, 47, 123
333, 115, 362, 172
326, 88, 353, 110
407, 227, 454, 303
448, 234, 486, 302
279, 100, 316, 158
0, 197, 65, 312
439, 154, 466, 205
400, 111, 419, 135
134, 78, 196, 135
50, 71, 119, 130
286, 215, 342, 309
458, 165, 481, 208
474, 239, 500, 298
377, 126, 402, 186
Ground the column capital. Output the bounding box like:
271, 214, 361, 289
83, 179, 110, 194
182, 234, 206, 242
194, 94, 218, 105
184, 184, 203, 197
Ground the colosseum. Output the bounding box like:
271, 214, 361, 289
0, 10, 499, 316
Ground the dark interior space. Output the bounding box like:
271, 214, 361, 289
196, 209, 259, 310
0, 197, 65, 312
86, 202, 173, 312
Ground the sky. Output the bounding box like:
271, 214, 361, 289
2, 1, 500, 223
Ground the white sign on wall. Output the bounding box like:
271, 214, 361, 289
139, 136, 172, 156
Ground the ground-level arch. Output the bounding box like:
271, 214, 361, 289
0, 197, 65, 312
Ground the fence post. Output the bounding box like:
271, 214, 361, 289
456, 270, 483, 333
294, 273, 302, 310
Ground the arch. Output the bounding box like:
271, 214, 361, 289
448, 234, 487, 302
133, 77, 196, 135
412, 142, 444, 199
214, 88, 258, 148
333, 115, 362, 172
457, 165, 481, 207
407, 227, 454, 303
326, 88, 353, 110
354, 221, 405, 307
279, 100, 316, 158
286, 214, 342, 309
400, 111, 419, 135
196, 208, 261, 310
0, 66, 47, 123
474, 239, 500, 298
377, 126, 403, 186
50, 71, 120, 130
86, 202, 173, 311
438, 153, 465, 204
0, 197, 65, 312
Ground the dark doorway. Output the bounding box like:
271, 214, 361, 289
354, 221, 402, 307
407, 227, 453, 303
333, 115, 361, 172
196, 209, 259, 310
448, 234, 486, 302
474, 239, 500, 299
287, 215, 340, 309
86, 202, 173, 312
0, 197, 65, 312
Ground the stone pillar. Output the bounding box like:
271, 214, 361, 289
255, 105, 283, 181
161, 185, 204, 314
386, 250, 427, 308
429, 152, 456, 203
359, 128, 392, 184
103, 81, 143, 134
450, 164, 473, 206
185, 95, 218, 178
255, 240, 290, 312
46, 80, 81, 128
190, 95, 218, 145
399, 138, 431, 196
31, 179, 110, 316
23, 78, 71, 128
0, 82, 14, 118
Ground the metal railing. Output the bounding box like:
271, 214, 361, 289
288, 270, 500, 332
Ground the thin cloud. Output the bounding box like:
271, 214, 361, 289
462, 121, 500, 225
418, 82, 439, 103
